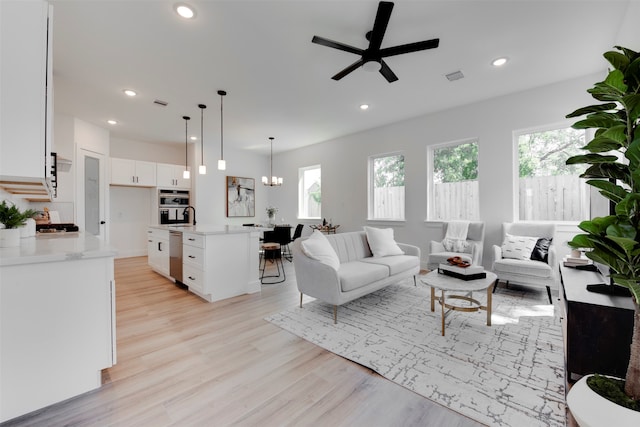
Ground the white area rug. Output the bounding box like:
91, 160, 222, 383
265, 280, 566, 427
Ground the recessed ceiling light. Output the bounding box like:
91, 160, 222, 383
107, 120, 117, 125
175, 3, 195, 19
123, 89, 137, 97
360, 104, 369, 110
190, 136, 197, 141
492, 57, 509, 67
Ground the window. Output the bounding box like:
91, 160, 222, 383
368, 153, 405, 220
516, 126, 594, 221
428, 139, 479, 220
298, 165, 321, 219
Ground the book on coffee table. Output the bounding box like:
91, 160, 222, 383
437, 263, 487, 281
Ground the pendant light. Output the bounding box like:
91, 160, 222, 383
217, 90, 227, 170
182, 115, 191, 179
262, 137, 283, 186
198, 104, 207, 174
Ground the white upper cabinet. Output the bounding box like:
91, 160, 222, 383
110, 158, 157, 187
0, 0, 52, 181
157, 163, 190, 189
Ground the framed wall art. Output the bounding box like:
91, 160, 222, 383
226, 176, 255, 217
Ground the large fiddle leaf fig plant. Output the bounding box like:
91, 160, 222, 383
566, 46, 640, 401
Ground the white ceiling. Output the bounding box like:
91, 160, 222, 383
50, 0, 634, 155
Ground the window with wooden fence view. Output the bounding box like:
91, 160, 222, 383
517, 127, 588, 221
430, 140, 479, 220
370, 153, 404, 220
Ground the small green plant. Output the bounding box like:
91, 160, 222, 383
0, 200, 37, 229
266, 206, 278, 217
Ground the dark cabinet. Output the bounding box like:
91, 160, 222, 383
559, 265, 634, 380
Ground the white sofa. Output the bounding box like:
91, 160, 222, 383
291, 230, 421, 323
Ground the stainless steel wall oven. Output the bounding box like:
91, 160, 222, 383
158, 189, 190, 224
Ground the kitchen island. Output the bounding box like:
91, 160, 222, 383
147, 225, 268, 302
0, 232, 116, 422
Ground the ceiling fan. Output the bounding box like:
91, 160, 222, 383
311, 1, 440, 83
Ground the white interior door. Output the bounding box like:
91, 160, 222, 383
77, 148, 106, 239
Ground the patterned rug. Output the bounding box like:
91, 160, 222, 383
265, 280, 566, 427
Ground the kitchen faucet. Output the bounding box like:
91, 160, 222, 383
183, 206, 196, 225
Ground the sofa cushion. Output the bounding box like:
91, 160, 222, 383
300, 230, 340, 271
501, 234, 539, 260
364, 226, 404, 257
327, 232, 372, 263
339, 261, 389, 292
493, 258, 552, 278
362, 255, 419, 276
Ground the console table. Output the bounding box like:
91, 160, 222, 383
559, 264, 634, 380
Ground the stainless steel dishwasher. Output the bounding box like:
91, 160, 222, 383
169, 230, 183, 283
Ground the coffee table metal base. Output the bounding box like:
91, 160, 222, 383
430, 287, 492, 336
421, 270, 497, 336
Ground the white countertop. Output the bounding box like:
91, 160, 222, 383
0, 232, 117, 266
148, 224, 272, 235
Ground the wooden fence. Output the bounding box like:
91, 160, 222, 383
519, 175, 588, 221
432, 180, 480, 220
431, 175, 588, 221
373, 187, 405, 219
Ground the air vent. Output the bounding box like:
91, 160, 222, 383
153, 99, 168, 106
445, 70, 464, 82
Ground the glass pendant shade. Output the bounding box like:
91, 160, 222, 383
263, 137, 282, 186
182, 115, 190, 180
198, 104, 207, 175
218, 90, 227, 170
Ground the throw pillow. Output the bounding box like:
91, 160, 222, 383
530, 237, 553, 263
501, 234, 539, 261
364, 226, 405, 257
300, 230, 340, 270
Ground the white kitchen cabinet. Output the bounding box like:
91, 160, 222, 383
111, 158, 157, 187
0, 0, 53, 183
0, 237, 116, 422
182, 230, 261, 302
157, 162, 190, 189
147, 228, 170, 277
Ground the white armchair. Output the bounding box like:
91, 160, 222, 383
492, 222, 557, 303
427, 222, 485, 270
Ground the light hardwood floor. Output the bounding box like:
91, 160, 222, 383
4, 257, 485, 426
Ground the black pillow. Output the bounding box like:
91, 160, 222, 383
530, 237, 552, 263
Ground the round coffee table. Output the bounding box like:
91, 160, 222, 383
420, 270, 497, 336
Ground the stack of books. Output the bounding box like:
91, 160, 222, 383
563, 255, 593, 267
438, 263, 487, 280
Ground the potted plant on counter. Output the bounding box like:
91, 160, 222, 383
266, 206, 278, 226
0, 200, 37, 247
565, 45, 640, 426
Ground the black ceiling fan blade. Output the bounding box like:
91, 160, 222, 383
379, 38, 440, 58
367, 1, 394, 52
312, 35, 363, 56
332, 58, 365, 80
379, 59, 398, 83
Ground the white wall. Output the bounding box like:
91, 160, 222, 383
110, 186, 153, 258
268, 73, 602, 268
110, 137, 183, 164
194, 145, 270, 226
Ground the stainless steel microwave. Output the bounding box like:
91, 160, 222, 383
159, 189, 190, 207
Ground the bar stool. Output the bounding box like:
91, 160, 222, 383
260, 242, 286, 284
